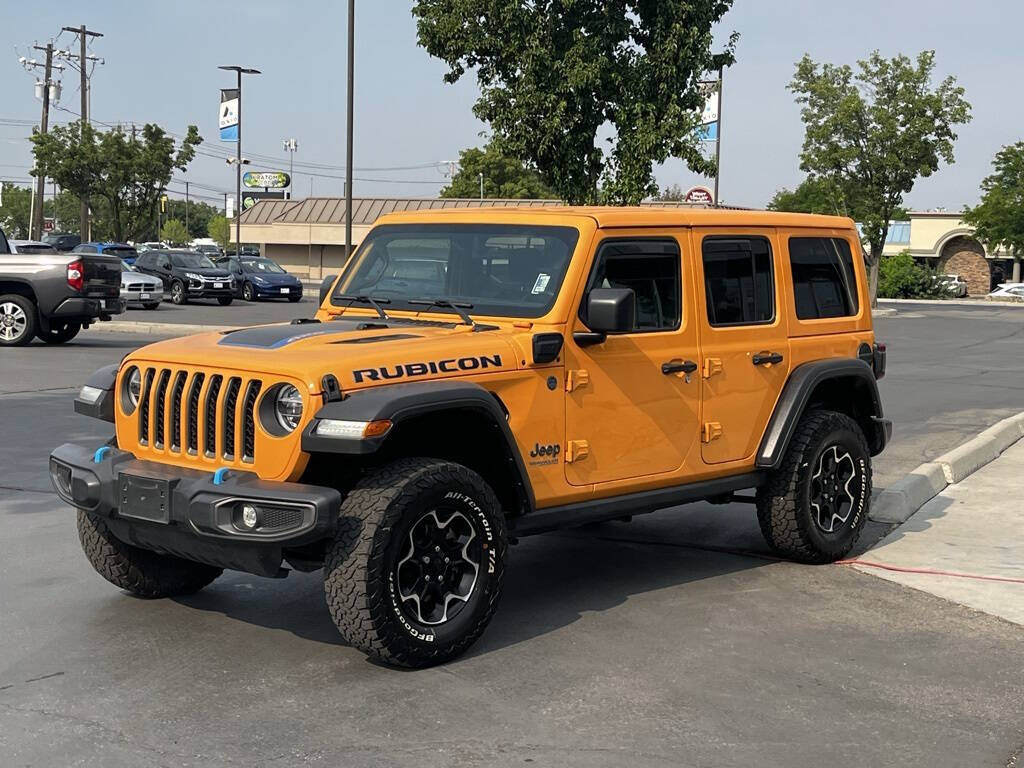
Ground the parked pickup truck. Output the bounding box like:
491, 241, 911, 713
0, 225, 123, 346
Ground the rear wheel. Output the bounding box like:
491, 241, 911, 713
170, 280, 187, 305
756, 410, 872, 564
0, 294, 37, 346
77, 510, 222, 597
324, 458, 507, 668
38, 321, 81, 344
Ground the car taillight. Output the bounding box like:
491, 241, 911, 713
67, 259, 84, 292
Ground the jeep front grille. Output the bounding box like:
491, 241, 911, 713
133, 366, 266, 466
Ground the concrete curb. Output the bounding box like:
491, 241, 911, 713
872, 308, 898, 317
92, 321, 238, 335
869, 411, 1024, 525
878, 297, 1024, 308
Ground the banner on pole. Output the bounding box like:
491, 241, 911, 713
219, 89, 239, 142
695, 79, 720, 142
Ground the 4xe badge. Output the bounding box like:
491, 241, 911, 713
528, 442, 561, 466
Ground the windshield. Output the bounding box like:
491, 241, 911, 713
242, 257, 285, 274
171, 252, 217, 269
333, 224, 579, 318
15, 243, 57, 254
105, 246, 137, 259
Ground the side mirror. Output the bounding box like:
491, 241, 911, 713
575, 287, 635, 346
319, 274, 338, 304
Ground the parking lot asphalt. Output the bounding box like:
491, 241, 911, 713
1, 303, 1023, 767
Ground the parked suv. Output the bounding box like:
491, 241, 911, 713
74, 242, 141, 266
51, 208, 890, 667
1, 225, 122, 345
134, 249, 235, 305
42, 232, 82, 252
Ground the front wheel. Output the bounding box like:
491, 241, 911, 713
170, 280, 187, 305
217, 296, 233, 306
38, 321, 81, 344
241, 282, 255, 302
77, 510, 222, 597
288, 295, 301, 303
142, 302, 160, 311
324, 458, 507, 668
756, 410, 872, 564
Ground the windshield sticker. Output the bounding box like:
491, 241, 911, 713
531, 273, 551, 294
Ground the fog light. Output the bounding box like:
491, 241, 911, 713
241, 504, 259, 529
49, 459, 73, 499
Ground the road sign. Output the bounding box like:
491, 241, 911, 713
684, 186, 715, 204
42, 217, 55, 232
242, 171, 291, 189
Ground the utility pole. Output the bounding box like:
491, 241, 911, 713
345, 0, 355, 258
61, 25, 103, 240
184, 181, 190, 238
479, 172, 484, 200
283, 138, 297, 199
219, 66, 260, 257
30, 43, 55, 241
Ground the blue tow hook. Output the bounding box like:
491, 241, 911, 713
93, 445, 112, 464
213, 467, 231, 485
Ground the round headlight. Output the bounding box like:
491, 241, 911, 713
124, 367, 142, 412
275, 385, 303, 432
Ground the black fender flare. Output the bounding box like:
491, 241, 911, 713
757, 358, 890, 468
301, 380, 535, 513
73, 363, 119, 422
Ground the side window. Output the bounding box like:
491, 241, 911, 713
583, 240, 681, 332
702, 236, 774, 327
157, 255, 171, 270
789, 237, 860, 319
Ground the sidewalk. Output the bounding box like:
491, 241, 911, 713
853, 439, 1024, 625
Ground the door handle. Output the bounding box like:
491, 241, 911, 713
662, 360, 698, 375
752, 351, 784, 366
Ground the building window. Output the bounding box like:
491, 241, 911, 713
789, 237, 859, 319
702, 236, 775, 327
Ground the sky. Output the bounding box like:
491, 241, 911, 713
1, 0, 1021, 212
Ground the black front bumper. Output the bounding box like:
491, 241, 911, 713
49, 443, 340, 578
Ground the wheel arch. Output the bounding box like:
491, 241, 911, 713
0, 279, 39, 304
301, 380, 535, 517
757, 359, 889, 468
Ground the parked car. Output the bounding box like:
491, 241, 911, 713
1, 225, 122, 346
934, 274, 968, 297
74, 242, 140, 265
119, 260, 163, 310
134, 249, 235, 305
215, 255, 303, 302
193, 243, 224, 260
136, 242, 169, 253
988, 283, 1024, 300
41, 232, 82, 252
9, 239, 59, 255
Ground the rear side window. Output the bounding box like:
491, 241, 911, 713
583, 240, 681, 332
789, 237, 860, 319
702, 236, 774, 326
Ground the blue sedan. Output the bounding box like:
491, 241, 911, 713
217, 256, 303, 302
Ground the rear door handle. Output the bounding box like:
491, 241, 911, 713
752, 351, 784, 366
662, 360, 698, 375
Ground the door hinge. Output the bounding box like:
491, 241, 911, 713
702, 422, 723, 443
565, 369, 590, 392
703, 357, 723, 378
565, 440, 590, 463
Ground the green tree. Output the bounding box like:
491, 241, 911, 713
207, 214, 231, 249
963, 142, 1024, 283
655, 184, 687, 202
441, 143, 558, 199
0, 183, 33, 239
31, 121, 202, 243
877, 250, 945, 299
165, 198, 220, 240
160, 218, 189, 246
789, 50, 971, 304
413, 0, 737, 205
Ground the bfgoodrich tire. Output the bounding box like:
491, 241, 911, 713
77, 510, 222, 597
324, 458, 507, 668
756, 410, 872, 564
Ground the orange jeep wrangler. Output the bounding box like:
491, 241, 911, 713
51, 207, 889, 667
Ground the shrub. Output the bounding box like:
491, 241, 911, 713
877, 250, 947, 299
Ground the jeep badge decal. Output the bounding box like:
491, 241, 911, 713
353, 354, 503, 383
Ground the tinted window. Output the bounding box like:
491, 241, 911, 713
789, 237, 860, 319
336, 224, 579, 319
103, 246, 137, 260
74, 244, 98, 253
170, 252, 216, 269
0, 228, 9, 254
702, 236, 774, 326
16, 243, 58, 254
583, 240, 681, 331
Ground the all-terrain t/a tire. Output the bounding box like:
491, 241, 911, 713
324, 458, 508, 668
756, 410, 872, 564
77, 509, 222, 597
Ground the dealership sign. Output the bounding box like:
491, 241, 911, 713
684, 186, 714, 204
219, 89, 239, 142
242, 191, 287, 210
242, 171, 291, 189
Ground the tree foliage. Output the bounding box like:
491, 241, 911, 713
789, 50, 971, 302
655, 184, 686, 202
0, 183, 98, 239
31, 121, 202, 243
164, 198, 221, 240
963, 142, 1024, 264
159, 218, 189, 246
207, 214, 231, 249
413, 0, 737, 205
441, 142, 557, 199
877, 250, 945, 299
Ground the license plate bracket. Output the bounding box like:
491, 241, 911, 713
118, 473, 171, 523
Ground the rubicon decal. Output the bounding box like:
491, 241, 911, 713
353, 354, 503, 383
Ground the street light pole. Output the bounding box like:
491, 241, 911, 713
219, 65, 260, 257
345, 0, 355, 259
283, 138, 298, 199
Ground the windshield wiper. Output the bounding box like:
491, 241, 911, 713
334, 294, 391, 320
409, 298, 475, 326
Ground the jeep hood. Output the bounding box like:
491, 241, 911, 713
122, 318, 527, 394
